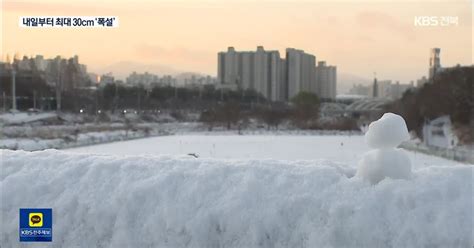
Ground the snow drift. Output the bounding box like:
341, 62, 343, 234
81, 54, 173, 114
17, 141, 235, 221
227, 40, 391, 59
1, 150, 472, 247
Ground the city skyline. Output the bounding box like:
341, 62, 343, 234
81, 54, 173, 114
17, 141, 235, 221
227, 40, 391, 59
1, 0, 472, 83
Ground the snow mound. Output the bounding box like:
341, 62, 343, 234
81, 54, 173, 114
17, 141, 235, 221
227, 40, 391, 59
1, 150, 472, 247
365, 113, 410, 149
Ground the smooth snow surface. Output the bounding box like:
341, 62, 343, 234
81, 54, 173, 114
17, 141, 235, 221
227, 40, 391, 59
365, 113, 410, 149
67, 134, 463, 169
1, 150, 472, 247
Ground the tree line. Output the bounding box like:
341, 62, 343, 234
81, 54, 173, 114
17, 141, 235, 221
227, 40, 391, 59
387, 66, 473, 143
1, 71, 359, 131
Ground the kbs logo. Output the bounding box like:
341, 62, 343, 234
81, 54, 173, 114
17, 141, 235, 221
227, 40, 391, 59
19, 208, 52, 242
414, 16, 459, 27
414, 16, 438, 26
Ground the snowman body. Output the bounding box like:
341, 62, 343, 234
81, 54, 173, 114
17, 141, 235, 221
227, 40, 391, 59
357, 113, 412, 184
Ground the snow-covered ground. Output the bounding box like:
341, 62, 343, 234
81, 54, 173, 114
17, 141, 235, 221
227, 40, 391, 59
0, 112, 57, 125
1, 149, 472, 247
0, 122, 200, 151
2, 120, 472, 248
68, 134, 465, 169
0, 130, 162, 151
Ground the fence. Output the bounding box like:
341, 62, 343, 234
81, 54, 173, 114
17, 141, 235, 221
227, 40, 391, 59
400, 141, 474, 164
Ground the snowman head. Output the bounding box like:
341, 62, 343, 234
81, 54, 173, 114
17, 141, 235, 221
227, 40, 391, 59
365, 113, 410, 149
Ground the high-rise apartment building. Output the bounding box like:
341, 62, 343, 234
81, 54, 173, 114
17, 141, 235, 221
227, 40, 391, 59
315, 61, 337, 100
429, 48, 441, 80
286, 48, 316, 99
218, 46, 286, 101
218, 47, 239, 89
218, 46, 336, 102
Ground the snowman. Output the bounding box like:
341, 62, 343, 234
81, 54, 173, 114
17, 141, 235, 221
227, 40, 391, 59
357, 113, 412, 184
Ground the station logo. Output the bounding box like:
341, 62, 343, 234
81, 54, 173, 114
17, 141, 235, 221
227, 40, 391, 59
19, 208, 52, 242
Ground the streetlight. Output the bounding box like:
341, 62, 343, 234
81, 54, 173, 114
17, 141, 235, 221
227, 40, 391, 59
11, 69, 16, 111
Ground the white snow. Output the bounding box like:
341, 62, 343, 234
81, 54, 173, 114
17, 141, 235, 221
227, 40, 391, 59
67, 134, 464, 169
365, 113, 410, 149
1, 149, 472, 247
2, 118, 471, 247
0, 122, 195, 151
0, 130, 149, 151
357, 113, 413, 184
0, 112, 57, 125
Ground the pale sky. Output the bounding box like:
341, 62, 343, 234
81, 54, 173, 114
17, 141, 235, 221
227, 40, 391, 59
1, 0, 472, 83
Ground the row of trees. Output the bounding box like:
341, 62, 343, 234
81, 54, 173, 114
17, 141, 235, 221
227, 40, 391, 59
1, 71, 358, 131
0, 73, 268, 112
387, 66, 473, 142
199, 92, 344, 130
98, 83, 268, 112
0, 72, 55, 110
0, 71, 320, 124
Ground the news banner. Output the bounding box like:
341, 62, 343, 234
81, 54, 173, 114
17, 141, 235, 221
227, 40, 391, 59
20, 16, 119, 28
